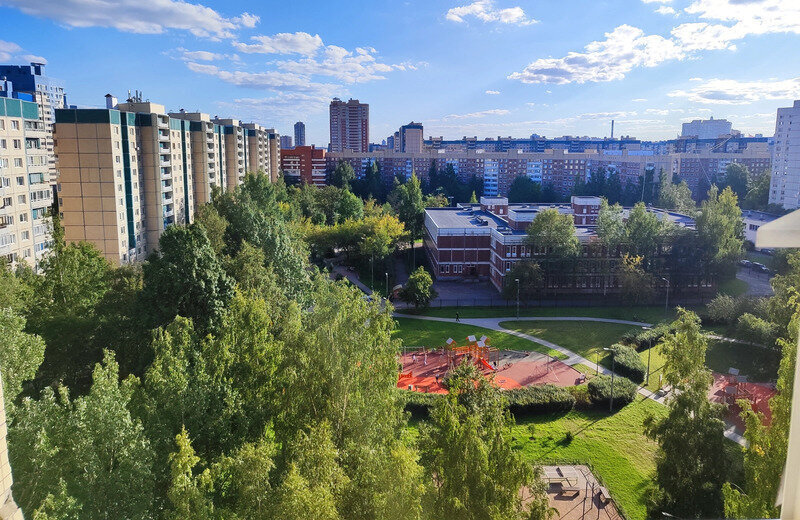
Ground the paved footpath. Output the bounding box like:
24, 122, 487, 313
394, 313, 747, 446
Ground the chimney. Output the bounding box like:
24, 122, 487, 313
104, 93, 117, 109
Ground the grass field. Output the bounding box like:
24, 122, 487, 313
499, 320, 640, 368
511, 398, 665, 520
392, 318, 566, 359
717, 277, 749, 297
402, 305, 681, 324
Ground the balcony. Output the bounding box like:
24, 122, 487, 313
157, 119, 169, 129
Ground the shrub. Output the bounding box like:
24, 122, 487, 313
505, 385, 575, 416
610, 344, 647, 383
587, 375, 637, 409
736, 313, 779, 347
568, 384, 592, 409
621, 323, 672, 350
400, 390, 441, 420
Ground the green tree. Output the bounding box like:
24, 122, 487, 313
141, 223, 235, 331
194, 204, 228, 256
625, 202, 663, 258
0, 308, 45, 405
390, 173, 425, 241
526, 208, 579, 258
399, 267, 437, 308
742, 171, 771, 210
596, 199, 625, 253
723, 163, 750, 199
10, 351, 155, 519
337, 189, 364, 222
502, 261, 542, 300
617, 254, 655, 305
696, 185, 744, 276
469, 190, 478, 203
420, 362, 551, 520
644, 309, 730, 519
657, 178, 696, 215
225, 240, 277, 293
165, 427, 214, 519
508, 175, 542, 203
330, 160, 356, 189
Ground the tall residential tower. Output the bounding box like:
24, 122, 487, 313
770, 100, 800, 209
294, 121, 305, 147
329, 98, 368, 153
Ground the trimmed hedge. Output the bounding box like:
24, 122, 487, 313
505, 385, 576, 416
611, 344, 647, 384
587, 375, 637, 409
621, 323, 672, 350
400, 384, 576, 419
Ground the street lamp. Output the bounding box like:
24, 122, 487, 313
603, 347, 617, 412
661, 276, 670, 319
371, 253, 374, 290
385, 272, 389, 296
515, 278, 520, 320
642, 326, 652, 386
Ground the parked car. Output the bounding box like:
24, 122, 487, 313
751, 262, 766, 270
739, 259, 753, 268
755, 264, 772, 274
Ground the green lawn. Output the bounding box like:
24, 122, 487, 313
403, 305, 683, 324
392, 318, 566, 359
499, 320, 640, 368
717, 277, 749, 297
511, 398, 665, 520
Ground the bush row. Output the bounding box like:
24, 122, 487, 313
620, 322, 673, 350
401, 379, 641, 418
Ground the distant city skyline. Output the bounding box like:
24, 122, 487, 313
0, 0, 797, 146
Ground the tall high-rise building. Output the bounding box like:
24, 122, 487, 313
280, 134, 293, 150
770, 100, 800, 209
242, 122, 272, 176
0, 63, 66, 183
0, 96, 53, 267
398, 122, 423, 153
169, 110, 227, 207
212, 117, 248, 193
681, 117, 735, 139
267, 129, 281, 182
294, 121, 306, 147
329, 98, 369, 153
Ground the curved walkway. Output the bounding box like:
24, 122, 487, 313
393, 312, 747, 446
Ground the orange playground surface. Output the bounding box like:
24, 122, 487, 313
709, 372, 777, 430
398, 349, 584, 394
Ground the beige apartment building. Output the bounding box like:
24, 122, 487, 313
242, 122, 270, 176
169, 110, 227, 207
213, 118, 247, 192
0, 96, 54, 267
55, 106, 148, 264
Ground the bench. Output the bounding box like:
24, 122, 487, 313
598, 486, 611, 503
560, 486, 580, 496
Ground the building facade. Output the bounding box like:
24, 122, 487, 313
169, 111, 227, 207
0, 374, 23, 519
424, 196, 702, 295
329, 98, 369, 153
681, 118, 735, 139
280, 145, 327, 186
0, 96, 53, 266
280, 134, 292, 150
294, 121, 305, 147
770, 100, 800, 209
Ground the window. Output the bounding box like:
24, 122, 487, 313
16, 176, 24, 186
21, 231, 29, 240
13, 158, 22, 168
17, 195, 25, 204
12, 139, 21, 149
11, 120, 19, 130
19, 213, 28, 223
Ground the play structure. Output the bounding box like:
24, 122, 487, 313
444, 334, 500, 371
398, 332, 583, 394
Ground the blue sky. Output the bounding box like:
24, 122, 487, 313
0, 0, 798, 146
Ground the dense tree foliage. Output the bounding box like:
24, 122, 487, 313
329, 160, 356, 189
399, 266, 437, 308
696, 186, 744, 276
508, 175, 542, 203
526, 208, 579, 258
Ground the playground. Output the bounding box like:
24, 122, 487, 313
398, 333, 583, 393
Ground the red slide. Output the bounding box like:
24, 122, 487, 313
479, 358, 495, 371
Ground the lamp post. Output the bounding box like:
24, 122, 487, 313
603, 347, 617, 412
385, 272, 389, 297
515, 278, 520, 320
371, 253, 374, 291
661, 276, 670, 319
642, 326, 652, 386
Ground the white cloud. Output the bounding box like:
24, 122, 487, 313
446, 0, 537, 26
485, 89, 501, 95
21, 54, 47, 64
185, 62, 339, 95
655, 6, 677, 15
641, 0, 672, 3
669, 76, 800, 104
443, 109, 511, 119
181, 50, 224, 61
578, 111, 637, 119
0, 40, 21, 61
508, 25, 684, 84
0, 0, 258, 39
645, 108, 671, 115
277, 46, 406, 84
632, 98, 648, 102
233, 32, 323, 56
218, 92, 333, 122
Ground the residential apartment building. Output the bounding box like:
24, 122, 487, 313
55, 106, 149, 264
328, 147, 772, 200
243, 122, 272, 176
213, 118, 248, 193
294, 121, 305, 147
770, 100, 800, 209
169, 110, 227, 207
424, 196, 700, 295
681, 117, 735, 139
329, 98, 369, 153
0, 96, 53, 266
398, 122, 424, 153
0, 62, 66, 182
280, 135, 292, 150
280, 145, 327, 186
267, 129, 280, 182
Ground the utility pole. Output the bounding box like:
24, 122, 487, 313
643, 326, 652, 386
604, 347, 616, 412
515, 278, 520, 320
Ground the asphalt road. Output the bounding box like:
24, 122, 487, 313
737, 266, 773, 296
